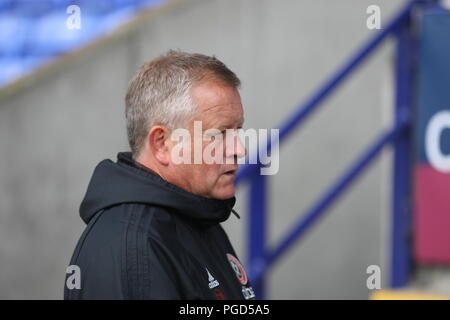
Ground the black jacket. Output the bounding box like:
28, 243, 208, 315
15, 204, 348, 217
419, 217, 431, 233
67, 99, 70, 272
64, 152, 255, 300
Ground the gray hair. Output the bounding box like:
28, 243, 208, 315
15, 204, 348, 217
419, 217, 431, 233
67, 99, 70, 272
125, 50, 241, 158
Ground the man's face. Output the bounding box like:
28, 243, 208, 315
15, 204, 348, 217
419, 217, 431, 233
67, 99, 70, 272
169, 80, 246, 200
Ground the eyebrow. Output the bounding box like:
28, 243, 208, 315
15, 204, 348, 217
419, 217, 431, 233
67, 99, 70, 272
220, 117, 244, 129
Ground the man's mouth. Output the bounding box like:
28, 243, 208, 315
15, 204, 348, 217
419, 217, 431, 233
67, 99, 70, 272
223, 169, 237, 176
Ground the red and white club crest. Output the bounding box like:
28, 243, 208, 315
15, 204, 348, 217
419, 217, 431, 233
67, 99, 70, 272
226, 253, 248, 285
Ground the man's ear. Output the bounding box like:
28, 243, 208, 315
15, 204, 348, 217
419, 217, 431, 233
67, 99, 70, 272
147, 125, 171, 165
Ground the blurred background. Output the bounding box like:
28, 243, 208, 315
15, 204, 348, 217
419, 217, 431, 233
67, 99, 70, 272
0, 0, 449, 299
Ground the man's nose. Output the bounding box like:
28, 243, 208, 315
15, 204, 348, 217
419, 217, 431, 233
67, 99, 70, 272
225, 130, 247, 159
235, 134, 247, 158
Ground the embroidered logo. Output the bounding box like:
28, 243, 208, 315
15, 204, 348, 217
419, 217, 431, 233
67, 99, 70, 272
242, 286, 256, 300
206, 268, 219, 289
226, 253, 248, 285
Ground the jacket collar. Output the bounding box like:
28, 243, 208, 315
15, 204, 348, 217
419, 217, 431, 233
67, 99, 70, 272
79, 152, 236, 228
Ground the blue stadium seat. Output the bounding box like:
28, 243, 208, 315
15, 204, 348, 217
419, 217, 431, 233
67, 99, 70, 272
11, 0, 55, 17
27, 12, 100, 55
0, 0, 14, 11
0, 0, 168, 87
0, 15, 30, 55
71, 0, 117, 16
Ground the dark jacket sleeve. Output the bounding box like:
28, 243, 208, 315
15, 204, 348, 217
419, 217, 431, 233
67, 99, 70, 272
64, 206, 191, 300
64, 209, 124, 299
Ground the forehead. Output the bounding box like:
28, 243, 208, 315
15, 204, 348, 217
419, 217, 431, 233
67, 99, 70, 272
191, 81, 244, 125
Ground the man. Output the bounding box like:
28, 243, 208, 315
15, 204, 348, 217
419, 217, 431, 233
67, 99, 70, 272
64, 50, 256, 300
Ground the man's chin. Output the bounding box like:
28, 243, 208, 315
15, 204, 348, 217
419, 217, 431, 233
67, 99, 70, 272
211, 186, 236, 200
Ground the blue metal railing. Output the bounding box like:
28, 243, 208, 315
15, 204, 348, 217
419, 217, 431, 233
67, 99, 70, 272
235, 0, 427, 299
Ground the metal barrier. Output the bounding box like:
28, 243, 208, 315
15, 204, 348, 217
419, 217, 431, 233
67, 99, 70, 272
235, 0, 430, 299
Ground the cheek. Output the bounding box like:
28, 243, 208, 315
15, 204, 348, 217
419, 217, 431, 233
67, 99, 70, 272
191, 164, 221, 187
195, 165, 235, 199
205, 165, 223, 181
200, 165, 225, 189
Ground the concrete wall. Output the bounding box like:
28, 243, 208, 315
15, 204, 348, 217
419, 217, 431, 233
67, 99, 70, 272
0, 0, 405, 299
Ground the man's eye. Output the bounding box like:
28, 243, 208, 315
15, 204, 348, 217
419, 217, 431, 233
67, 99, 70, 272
208, 131, 225, 138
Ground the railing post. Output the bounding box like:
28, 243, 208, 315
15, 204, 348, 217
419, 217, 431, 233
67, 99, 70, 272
248, 172, 267, 299
391, 17, 415, 288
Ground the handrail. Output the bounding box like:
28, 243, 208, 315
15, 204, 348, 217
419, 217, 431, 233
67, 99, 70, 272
235, 0, 425, 299
251, 116, 410, 284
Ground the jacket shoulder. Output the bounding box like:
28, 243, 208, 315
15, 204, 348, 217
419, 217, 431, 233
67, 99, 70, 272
65, 203, 186, 299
